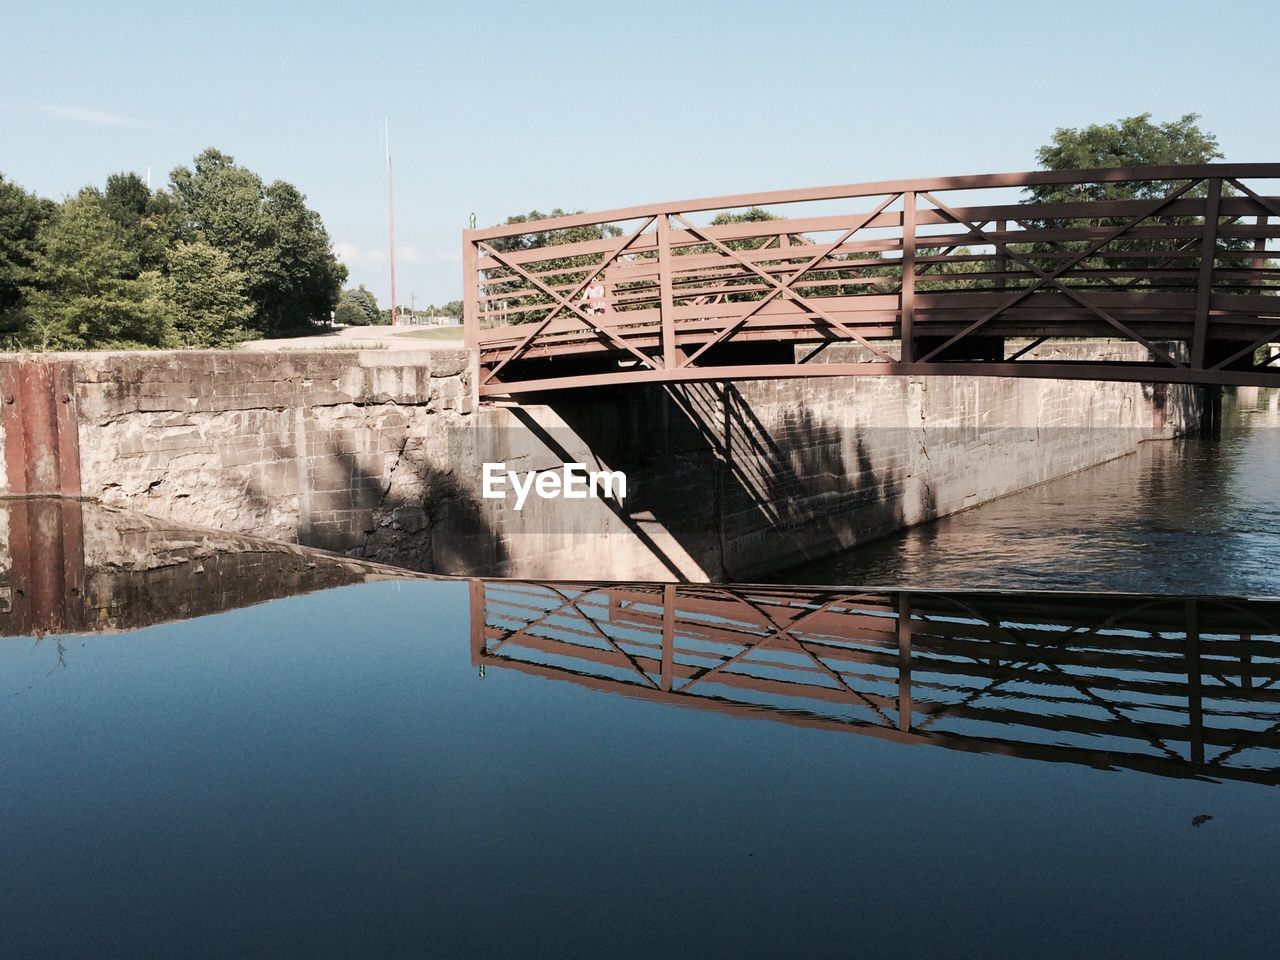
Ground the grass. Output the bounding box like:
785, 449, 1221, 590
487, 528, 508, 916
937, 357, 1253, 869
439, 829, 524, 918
395, 326, 464, 340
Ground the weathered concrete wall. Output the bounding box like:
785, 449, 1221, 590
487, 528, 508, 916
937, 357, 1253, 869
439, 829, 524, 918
465, 343, 1196, 580
0, 343, 1197, 582
70, 349, 476, 553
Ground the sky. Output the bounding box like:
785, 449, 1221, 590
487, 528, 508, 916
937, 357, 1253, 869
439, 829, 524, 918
2, 0, 1278, 307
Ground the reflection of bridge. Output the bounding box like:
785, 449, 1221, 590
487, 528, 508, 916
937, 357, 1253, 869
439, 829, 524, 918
463, 165, 1280, 396
472, 580, 1280, 784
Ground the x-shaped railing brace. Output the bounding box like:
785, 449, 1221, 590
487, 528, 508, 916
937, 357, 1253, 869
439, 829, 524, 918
672, 199, 900, 367
918, 189, 1194, 368
676, 591, 895, 725
916, 179, 1204, 364
477, 216, 658, 384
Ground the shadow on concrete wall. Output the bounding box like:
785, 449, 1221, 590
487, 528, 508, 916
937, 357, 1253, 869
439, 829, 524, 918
536, 380, 924, 581
242, 435, 507, 577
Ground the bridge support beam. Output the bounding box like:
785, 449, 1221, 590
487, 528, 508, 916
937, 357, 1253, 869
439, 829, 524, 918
900, 191, 916, 363
1199, 385, 1223, 439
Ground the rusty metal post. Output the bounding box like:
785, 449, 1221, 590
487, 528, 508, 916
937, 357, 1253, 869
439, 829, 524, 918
6, 497, 86, 635
896, 591, 913, 732
1185, 599, 1204, 765
1, 361, 81, 495
995, 219, 1007, 290
469, 579, 486, 665
1252, 215, 1269, 300
658, 215, 677, 369
661, 582, 676, 691
462, 235, 480, 352
1191, 177, 1222, 370
900, 191, 917, 364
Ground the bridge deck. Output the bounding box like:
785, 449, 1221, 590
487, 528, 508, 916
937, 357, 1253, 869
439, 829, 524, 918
462, 164, 1280, 395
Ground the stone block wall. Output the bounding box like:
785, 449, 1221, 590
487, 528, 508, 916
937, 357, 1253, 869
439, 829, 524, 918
68, 349, 475, 555
0, 342, 1198, 582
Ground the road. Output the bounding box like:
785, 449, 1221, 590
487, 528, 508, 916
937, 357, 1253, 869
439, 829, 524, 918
240, 325, 465, 352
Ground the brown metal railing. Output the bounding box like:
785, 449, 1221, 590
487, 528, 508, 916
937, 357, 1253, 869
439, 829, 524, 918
462, 164, 1280, 394
472, 580, 1280, 784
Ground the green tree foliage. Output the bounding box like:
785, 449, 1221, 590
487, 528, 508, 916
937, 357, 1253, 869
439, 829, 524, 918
24, 190, 169, 349
1029, 113, 1222, 203
103, 172, 185, 272
0, 175, 54, 334
0, 149, 350, 349
162, 241, 254, 347
423, 299, 462, 319
335, 285, 381, 326
1021, 113, 1251, 290
169, 148, 347, 333
333, 300, 366, 325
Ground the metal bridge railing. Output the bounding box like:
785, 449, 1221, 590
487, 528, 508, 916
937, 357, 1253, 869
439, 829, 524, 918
462, 164, 1280, 394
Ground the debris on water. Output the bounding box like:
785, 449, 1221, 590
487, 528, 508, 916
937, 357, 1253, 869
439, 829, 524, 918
1191, 814, 1213, 827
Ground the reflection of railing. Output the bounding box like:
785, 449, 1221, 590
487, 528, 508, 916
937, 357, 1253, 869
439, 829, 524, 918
463, 164, 1280, 394
471, 580, 1280, 784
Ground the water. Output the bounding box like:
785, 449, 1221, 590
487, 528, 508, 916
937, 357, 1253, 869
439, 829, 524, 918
775, 388, 1280, 594
6, 388, 1280, 958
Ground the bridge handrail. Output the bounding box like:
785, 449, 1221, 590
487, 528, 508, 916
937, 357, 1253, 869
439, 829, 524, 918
463, 163, 1280, 241
463, 163, 1280, 393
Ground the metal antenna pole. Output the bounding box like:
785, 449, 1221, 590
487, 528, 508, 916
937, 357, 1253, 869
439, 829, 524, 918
385, 119, 398, 326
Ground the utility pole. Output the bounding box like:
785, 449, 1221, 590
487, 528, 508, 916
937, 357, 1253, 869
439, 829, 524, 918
384, 118, 398, 326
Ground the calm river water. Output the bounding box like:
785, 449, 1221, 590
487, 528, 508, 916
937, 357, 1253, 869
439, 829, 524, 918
776, 387, 1280, 595
4, 392, 1280, 958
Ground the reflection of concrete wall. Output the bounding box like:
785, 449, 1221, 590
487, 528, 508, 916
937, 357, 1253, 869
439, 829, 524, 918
0, 344, 1196, 582
0, 498, 424, 638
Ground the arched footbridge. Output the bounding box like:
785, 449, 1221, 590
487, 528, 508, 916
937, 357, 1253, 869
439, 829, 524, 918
462, 164, 1280, 396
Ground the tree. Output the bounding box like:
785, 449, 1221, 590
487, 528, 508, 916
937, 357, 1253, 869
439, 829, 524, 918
169, 148, 347, 334
258, 180, 348, 329
0, 174, 55, 336
102, 172, 186, 272
102, 172, 150, 229
23, 190, 169, 349
424, 299, 462, 319
1023, 113, 1246, 289
162, 240, 254, 347
335, 285, 381, 326
1030, 113, 1222, 203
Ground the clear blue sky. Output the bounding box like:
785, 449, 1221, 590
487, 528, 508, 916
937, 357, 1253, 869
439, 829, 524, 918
3, 0, 1277, 306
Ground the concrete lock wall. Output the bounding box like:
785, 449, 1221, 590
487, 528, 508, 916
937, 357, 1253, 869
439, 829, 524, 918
0, 343, 1197, 582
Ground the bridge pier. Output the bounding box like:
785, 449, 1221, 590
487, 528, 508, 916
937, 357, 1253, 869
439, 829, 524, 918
1200, 385, 1224, 440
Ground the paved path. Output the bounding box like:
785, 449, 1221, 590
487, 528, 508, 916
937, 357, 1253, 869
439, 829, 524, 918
240, 325, 465, 352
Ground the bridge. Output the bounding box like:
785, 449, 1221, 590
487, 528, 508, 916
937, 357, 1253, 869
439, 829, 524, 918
463, 164, 1280, 396
473, 579, 1280, 784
